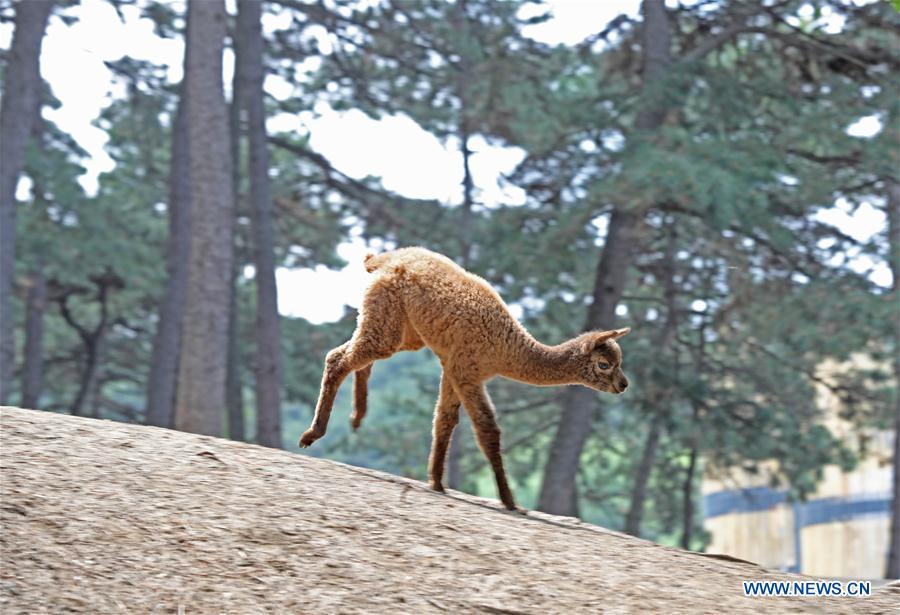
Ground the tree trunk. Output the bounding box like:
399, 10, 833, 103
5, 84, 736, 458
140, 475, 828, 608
85, 334, 107, 419
622, 224, 678, 535
226, 10, 245, 443
146, 76, 191, 428
537, 0, 672, 517
21, 269, 46, 408
69, 340, 98, 417
59, 274, 119, 418
458, 126, 475, 263
886, 179, 900, 579
624, 413, 663, 536
0, 0, 54, 405
20, 111, 49, 411
445, 2, 476, 487
226, 265, 246, 441
237, 0, 282, 448
536, 210, 640, 515
681, 443, 699, 550
454, 0, 476, 268
448, 128, 475, 489
175, 0, 234, 437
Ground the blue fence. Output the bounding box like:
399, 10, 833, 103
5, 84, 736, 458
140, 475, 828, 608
703, 487, 891, 572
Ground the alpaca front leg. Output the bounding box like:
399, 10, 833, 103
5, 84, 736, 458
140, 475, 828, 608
428, 373, 461, 492
454, 382, 517, 511
300, 343, 351, 447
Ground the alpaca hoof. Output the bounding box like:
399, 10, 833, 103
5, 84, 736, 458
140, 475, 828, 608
299, 429, 321, 448
430, 482, 445, 493
350, 415, 362, 431
501, 500, 519, 512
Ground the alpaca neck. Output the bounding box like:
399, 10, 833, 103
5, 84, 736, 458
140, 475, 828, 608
503, 336, 578, 386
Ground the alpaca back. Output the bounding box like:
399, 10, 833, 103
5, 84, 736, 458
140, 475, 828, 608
363, 248, 528, 364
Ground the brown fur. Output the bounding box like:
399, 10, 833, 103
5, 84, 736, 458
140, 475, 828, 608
300, 247, 631, 510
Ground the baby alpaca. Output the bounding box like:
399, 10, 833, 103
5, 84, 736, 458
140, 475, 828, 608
300, 247, 630, 511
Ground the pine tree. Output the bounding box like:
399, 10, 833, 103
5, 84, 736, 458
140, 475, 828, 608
236, 0, 283, 448
0, 0, 54, 404
146, 9, 191, 429
175, 0, 235, 436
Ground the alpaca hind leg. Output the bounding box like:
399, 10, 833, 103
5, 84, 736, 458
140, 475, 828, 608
300, 285, 404, 448
454, 381, 516, 511
350, 363, 373, 431
428, 372, 461, 492
300, 342, 351, 447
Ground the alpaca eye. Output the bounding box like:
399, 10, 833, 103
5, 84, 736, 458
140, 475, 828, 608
598, 362, 610, 370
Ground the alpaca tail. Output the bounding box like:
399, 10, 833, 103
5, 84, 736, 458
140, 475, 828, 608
363, 252, 387, 273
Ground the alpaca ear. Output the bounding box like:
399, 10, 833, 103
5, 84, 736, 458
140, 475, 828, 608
580, 328, 630, 353
610, 327, 631, 339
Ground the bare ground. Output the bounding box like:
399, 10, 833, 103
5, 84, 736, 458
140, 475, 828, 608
0, 407, 896, 614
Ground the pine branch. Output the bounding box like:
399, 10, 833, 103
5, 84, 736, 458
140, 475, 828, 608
660, 202, 816, 278
56, 293, 91, 346
268, 135, 442, 238
268, 135, 393, 204
786, 148, 862, 166
681, 16, 898, 71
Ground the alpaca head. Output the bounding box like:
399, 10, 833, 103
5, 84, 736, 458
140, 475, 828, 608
575, 327, 631, 394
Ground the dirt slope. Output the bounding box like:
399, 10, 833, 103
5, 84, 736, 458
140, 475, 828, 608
1, 407, 896, 614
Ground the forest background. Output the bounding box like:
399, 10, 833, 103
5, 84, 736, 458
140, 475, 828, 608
1, 0, 897, 576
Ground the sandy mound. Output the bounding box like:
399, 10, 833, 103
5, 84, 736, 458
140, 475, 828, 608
1, 406, 896, 613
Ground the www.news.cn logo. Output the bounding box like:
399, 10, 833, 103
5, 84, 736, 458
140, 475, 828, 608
742, 580, 872, 597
